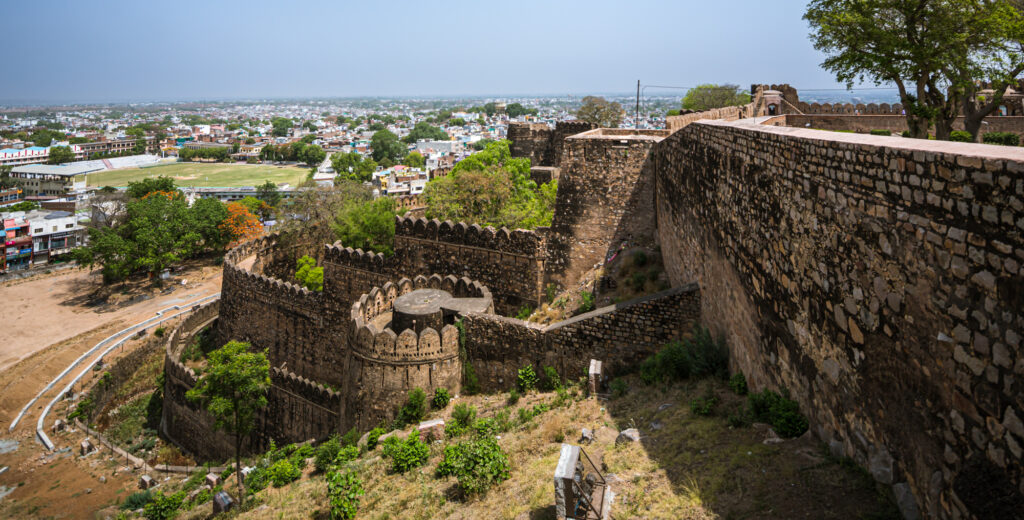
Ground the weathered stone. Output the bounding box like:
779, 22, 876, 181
615, 428, 641, 445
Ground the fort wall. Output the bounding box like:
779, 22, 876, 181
508, 121, 597, 168
545, 128, 668, 290
653, 118, 1024, 518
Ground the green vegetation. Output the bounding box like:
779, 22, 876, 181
505, 102, 538, 118
330, 152, 377, 183
5, 201, 39, 212
186, 341, 271, 504
178, 146, 229, 162
315, 436, 343, 473
371, 129, 406, 162
143, 490, 185, 520
575, 96, 624, 127
728, 372, 748, 395
294, 255, 324, 291
869, 129, 892, 136
365, 427, 386, 451
639, 325, 728, 385
87, 162, 309, 188
327, 470, 364, 520
982, 131, 1021, 146
47, 145, 75, 164
423, 140, 556, 229
402, 122, 449, 144
748, 389, 809, 438
432, 387, 451, 410
516, 365, 538, 393
681, 84, 751, 112
689, 389, 718, 416
121, 490, 154, 510
578, 290, 595, 313
436, 435, 511, 496
396, 388, 427, 427
542, 365, 562, 391
332, 196, 401, 256
950, 130, 973, 142
381, 429, 430, 473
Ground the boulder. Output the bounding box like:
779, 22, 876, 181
417, 419, 445, 442
579, 428, 594, 444
615, 428, 641, 445
138, 475, 155, 490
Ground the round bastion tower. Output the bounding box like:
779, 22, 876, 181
344, 274, 493, 431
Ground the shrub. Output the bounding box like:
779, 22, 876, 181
639, 325, 727, 385
515, 305, 533, 320
336, 445, 359, 465
609, 377, 628, 398
452, 403, 477, 428
900, 130, 911, 137
121, 490, 154, 510
154, 327, 166, 338
436, 435, 511, 496
366, 427, 386, 451
542, 365, 562, 391
632, 250, 648, 267
472, 417, 496, 437
143, 491, 185, 520
315, 436, 342, 473
950, 130, 972, 142
545, 283, 558, 303
689, 391, 717, 416
268, 458, 302, 487
462, 361, 480, 395
869, 129, 891, 136
432, 387, 451, 409
728, 373, 748, 395
630, 271, 647, 291
982, 131, 1020, 146
507, 389, 520, 405
340, 426, 359, 447
396, 388, 427, 427
727, 411, 750, 428
578, 290, 595, 313
68, 397, 95, 422
382, 429, 429, 473
517, 365, 538, 392
327, 469, 364, 520
748, 389, 808, 438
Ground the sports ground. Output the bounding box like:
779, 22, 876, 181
86, 161, 310, 188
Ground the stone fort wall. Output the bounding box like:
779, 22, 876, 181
653, 118, 1023, 518
508, 121, 596, 168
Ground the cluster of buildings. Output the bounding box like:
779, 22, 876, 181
2, 207, 84, 273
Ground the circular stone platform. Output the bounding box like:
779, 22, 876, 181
392, 288, 451, 333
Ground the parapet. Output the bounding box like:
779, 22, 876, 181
271, 366, 341, 405
223, 232, 318, 300
394, 216, 545, 256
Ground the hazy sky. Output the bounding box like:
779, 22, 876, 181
1, 0, 853, 104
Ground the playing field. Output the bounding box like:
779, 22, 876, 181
86, 162, 310, 188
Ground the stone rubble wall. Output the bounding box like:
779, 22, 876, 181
653, 118, 1023, 519
462, 284, 701, 391
508, 121, 597, 168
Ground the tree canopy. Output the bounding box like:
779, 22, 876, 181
402, 150, 425, 168
681, 84, 751, 111
271, 117, 292, 137
575, 96, 624, 128
331, 152, 377, 183
401, 122, 449, 144
805, 0, 1024, 140
423, 140, 555, 230
332, 196, 402, 256
371, 129, 407, 162
47, 145, 76, 165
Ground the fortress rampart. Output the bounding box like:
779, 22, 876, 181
654, 118, 1023, 518
508, 120, 597, 168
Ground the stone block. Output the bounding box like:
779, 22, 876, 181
213, 491, 235, 514
52, 419, 65, 433
205, 472, 221, 488
588, 359, 603, 396
139, 475, 155, 490
417, 419, 445, 442
615, 428, 640, 445
80, 439, 94, 456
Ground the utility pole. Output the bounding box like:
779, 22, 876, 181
636, 80, 640, 129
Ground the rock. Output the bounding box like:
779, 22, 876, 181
649, 420, 663, 431
615, 428, 640, 445
205, 472, 221, 488
763, 428, 784, 445
751, 422, 773, 432
188, 485, 211, 502
579, 428, 593, 444
892, 482, 922, 520
213, 491, 235, 514
417, 419, 445, 442
98, 476, 106, 484
656, 403, 674, 413
85, 488, 92, 494
138, 475, 155, 490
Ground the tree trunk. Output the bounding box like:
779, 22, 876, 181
235, 410, 245, 505
906, 114, 931, 139
934, 118, 953, 141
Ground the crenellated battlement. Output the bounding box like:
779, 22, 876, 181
394, 216, 545, 257
271, 366, 341, 404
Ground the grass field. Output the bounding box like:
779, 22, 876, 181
86, 162, 310, 188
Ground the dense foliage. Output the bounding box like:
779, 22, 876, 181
396, 387, 427, 427
294, 255, 324, 291
332, 196, 401, 256
47, 145, 76, 164
681, 84, 751, 111
575, 96, 624, 127
639, 325, 728, 384
748, 389, 809, 438
381, 429, 430, 473
436, 435, 511, 496
331, 151, 378, 182
402, 121, 449, 143
423, 140, 555, 229
327, 469, 365, 519
371, 129, 407, 162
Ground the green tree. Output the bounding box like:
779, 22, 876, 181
300, 144, 327, 168
505, 103, 538, 118
186, 341, 270, 504
294, 255, 324, 291
271, 117, 292, 137
47, 145, 76, 164
402, 122, 449, 144
402, 150, 425, 168
332, 197, 400, 255
126, 176, 177, 198
805, 0, 1024, 140
575, 96, 623, 127
371, 129, 406, 162
256, 180, 281, 208
191, 197, 230, 251
73, 228, 133, 283
681, 84, 751, 111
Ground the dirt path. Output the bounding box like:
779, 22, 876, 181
0, 264, 224, 518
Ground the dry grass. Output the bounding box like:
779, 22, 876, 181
164, 378, 897, 520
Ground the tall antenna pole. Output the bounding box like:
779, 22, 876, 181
635, 80, 640, 129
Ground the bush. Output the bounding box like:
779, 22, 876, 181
639, 325, 727, 385
436, 435, 511, 496
748, 389, 808, 438
982, 131, 1020, 146
950, 130, 972, 142
366, 427, 386, 451
452, 403, 477, 428
869, 129, 891, 136
545, 283, 558, 303
690, 391, 717, 416
315, 436, 342, 473
542, 365, 562, 391
578, 291, 595, 313
728, 373, 748, 395
382, 429, 429, 473
396, 388, 427, 427
432, 387, 451, 410
143, 491, 185, 520
340, 426, 359, 447
154, 327, 166, 338
507, 389, 520, 405
515, 306, 533, 320
268, 458, 302, 487
630, 271, 647, 291
901, 130, 912, 137
517, 365, 538, 392
609, 377, 628, 398
121, 490, 154, 510
632, 250, 648, 267
327, 469, 364, 520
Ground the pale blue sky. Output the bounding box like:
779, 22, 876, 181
0, 0, 853, 104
